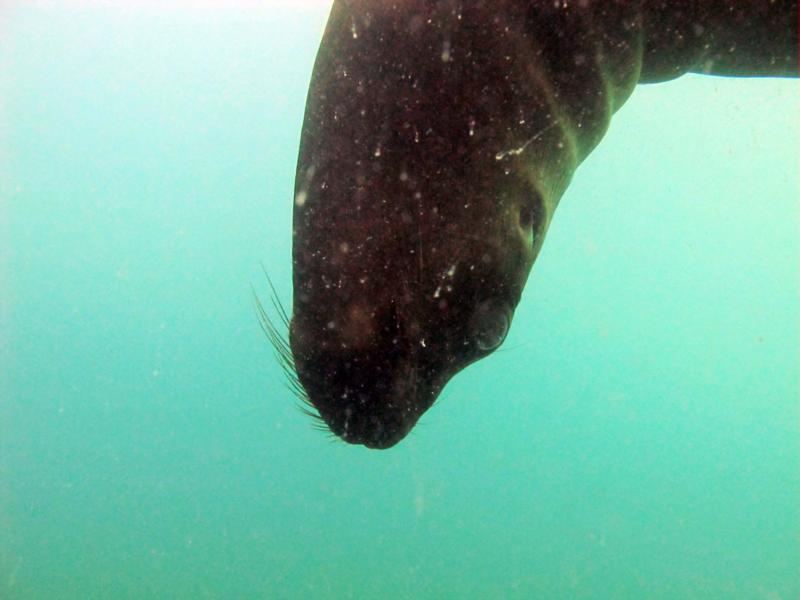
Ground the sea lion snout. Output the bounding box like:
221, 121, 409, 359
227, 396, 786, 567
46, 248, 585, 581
288, 242, 523, 448
290, 316, 440, 449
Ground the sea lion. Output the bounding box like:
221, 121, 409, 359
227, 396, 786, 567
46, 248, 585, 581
269, 0, 798, 449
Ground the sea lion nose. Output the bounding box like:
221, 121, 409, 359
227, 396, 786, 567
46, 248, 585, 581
337, 406, 409, 449
295, 347, 422, 449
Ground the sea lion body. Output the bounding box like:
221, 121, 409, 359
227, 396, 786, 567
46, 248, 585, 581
285, 0, 798, 448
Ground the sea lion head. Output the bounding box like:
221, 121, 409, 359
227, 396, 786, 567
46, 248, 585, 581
284, 1, 577, 448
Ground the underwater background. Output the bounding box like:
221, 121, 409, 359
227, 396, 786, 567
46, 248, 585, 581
1, 2, 798, 598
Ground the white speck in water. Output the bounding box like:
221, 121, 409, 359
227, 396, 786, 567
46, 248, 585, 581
495, 122, 556, 160
447, 264, 457, 277
295, 190, 307, 207
327, 321, 336, 330
343, 407, 352, 434
441, 40, 451, 62
374, 144, 382, 157
468, 116, 476, 137
351, 19, 358, 39
399, 170, 409, 182
433, 285, 442, 298
420, 338, 427, 348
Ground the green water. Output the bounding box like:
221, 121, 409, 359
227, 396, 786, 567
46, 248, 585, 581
1, 5, 798, 599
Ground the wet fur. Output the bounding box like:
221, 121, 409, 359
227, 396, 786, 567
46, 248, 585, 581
266, 0, 798, 448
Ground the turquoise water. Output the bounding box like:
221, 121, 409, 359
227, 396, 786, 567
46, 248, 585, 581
1, 4, 798, 599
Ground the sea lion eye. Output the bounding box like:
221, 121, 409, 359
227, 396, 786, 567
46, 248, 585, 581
471, 300, 510, 352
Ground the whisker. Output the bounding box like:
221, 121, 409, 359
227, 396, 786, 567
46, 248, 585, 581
262, 265, 293, 328
252, 269, 329, 431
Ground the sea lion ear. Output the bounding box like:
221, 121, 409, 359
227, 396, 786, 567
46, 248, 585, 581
513, 182, 545, 239
470, 299, 511, 352
519, 204, 535, 230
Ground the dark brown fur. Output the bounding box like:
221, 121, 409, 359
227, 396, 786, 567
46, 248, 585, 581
283, 0, 797, 448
